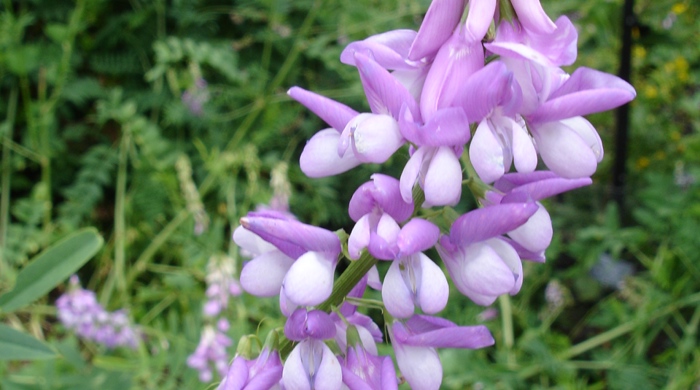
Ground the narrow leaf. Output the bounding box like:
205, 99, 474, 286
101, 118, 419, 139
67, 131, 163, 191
0, 228, 103, 313
0, 324, 57, 360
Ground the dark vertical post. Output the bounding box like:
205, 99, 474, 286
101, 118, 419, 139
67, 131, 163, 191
613, 0, 635, 222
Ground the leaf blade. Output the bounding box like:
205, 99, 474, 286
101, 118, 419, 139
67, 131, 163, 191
0, 324, 57, 360
0, 228, 103, 313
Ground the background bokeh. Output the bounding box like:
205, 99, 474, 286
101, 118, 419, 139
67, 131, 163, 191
0, 0, 698, 388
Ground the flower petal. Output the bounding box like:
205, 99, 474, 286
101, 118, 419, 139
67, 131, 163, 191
241, 213, 341, 258
448, 203, 538, 247
470, 119, 507, 184
408, 0, 467, 61
382, 259, 416, 318
511, 0, 556, 34
400, 106, 472, 147
465, 0, 496, 41
420, 27, 484, 120
341, 29, 418, 70
397, 218, 440, 256
283, 252, 336, 306
300, 129, 362, 177
393, 344, 443, 390
455, 61, 516, 123
511, 121, 538, 173
532, 120, 598, 178
347, 114, 404, 163
288, 87, 358, 131
313, 342, 343, 390
354, 52, 421, 121
415, 253, 449, 315
530, 67, 636, 123
348, 214, 371, 260
240, 252, 294, 297
423, 146, 462, 207
233, 226, 278, 256
400, 146, 428, 203
485, 238, 524, 294
285, 308, 336, 341
507, 204, 552, 253
443, 242, 516, 305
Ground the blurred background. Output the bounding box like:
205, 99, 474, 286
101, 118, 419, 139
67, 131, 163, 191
0, 0, 698, 388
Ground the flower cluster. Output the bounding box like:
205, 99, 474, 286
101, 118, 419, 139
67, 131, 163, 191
218, 0, 635, 389
56, 276, 140, 349
188, 254, 242, 381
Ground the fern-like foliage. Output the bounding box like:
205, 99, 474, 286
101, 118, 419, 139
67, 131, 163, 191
57, 145, 117, 230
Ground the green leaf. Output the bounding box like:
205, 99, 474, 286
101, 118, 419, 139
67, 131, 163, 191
0, 324, 57, 360
0, 228, 103, 313
45, 23, 69, 43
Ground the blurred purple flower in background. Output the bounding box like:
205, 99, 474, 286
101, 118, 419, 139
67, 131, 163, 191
56, 276, 141, 349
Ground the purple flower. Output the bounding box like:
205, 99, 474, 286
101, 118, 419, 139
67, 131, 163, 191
400, 145, 463, 207
390, 315, 494, 390
419, 26, 484, 120
291, 52, 418, 178
408, 0, 466, 61
56, 276, 140, 350
340, 326, 398, 390
284, 308, 337, 341
347, 174, 413, 260
282, 339, 342, 390
488, 172, 592, 256
332, 311, 383, 355
203, 254, 242, 317
182, 78, 210, 116
187, 325, 232, 382
436, 203, 538, 305
235, 212, 341, 311
217, 349, 283, 390
382, 252, 449, 318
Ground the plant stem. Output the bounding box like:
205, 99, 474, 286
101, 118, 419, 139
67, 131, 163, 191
114, 130, 130, 296
0, 86, 18, 279
499, 294, 516, 368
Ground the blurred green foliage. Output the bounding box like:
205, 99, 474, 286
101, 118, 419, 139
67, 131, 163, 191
0, 0, 698, 388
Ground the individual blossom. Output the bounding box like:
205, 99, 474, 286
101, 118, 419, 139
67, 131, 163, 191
283, 309, 342, 390
235, 211, 341, 314
217, 331, 283, 390
56, 276, 140, 349
347, 174, 413, 260
484, 18, 636, 178
390, 315, 494, 390
291, 51, 419, 178
382, 251, 449, 319
488, 171, 592, 257
400, 145, 465, 207
340, 325, 398, 390
182, 78, 210, 116
340, 29, 429, 101
332, 277, 384, 354
407, 0, 466, 61
436, 203, 538, 306
187, 320, 232, 382
203, 254, 242, 318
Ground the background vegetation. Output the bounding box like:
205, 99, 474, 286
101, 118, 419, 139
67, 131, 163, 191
0, 0, 698, 388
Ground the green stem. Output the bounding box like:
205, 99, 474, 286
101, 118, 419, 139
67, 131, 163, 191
499, 294, 516, 368
114, 130, 130, 296
126, 209, 189, 286
0, 86, 18, 279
